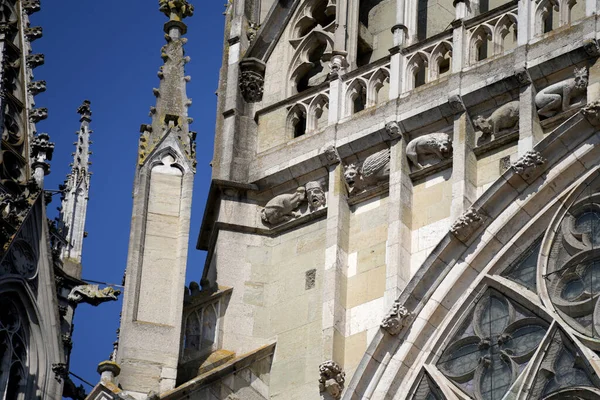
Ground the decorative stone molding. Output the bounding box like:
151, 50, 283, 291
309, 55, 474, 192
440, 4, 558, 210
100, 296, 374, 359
584, 39, 600, 57
319, 360, 345, 399
448, 94, 465, 112
323, 145, 341, 165
385, 121, 402, 140
159, 0, 194, 21
511, 150, 546, 179
536, 67, 588, 118
239, 58, 266, 103
26, 53, 45, 69
25, 26, 43, 41
406, 133, 453, 170
29, 108, 48, 123
306, 181, 326, 211
328, 52, 349, 79
68, 284, 121, 306
514, 67, 531, 85
450, 208, 484, 242
381, 300, 413, 335
582, 100, 600, 126
473, 100, 519, 139
261, 187, 306, 226
344, 148, 390, 194
28, 80, 47, 95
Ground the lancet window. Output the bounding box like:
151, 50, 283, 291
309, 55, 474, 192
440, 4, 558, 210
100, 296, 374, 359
183, 299, 220, 354
534, 0, 584, 36
288, 0, 336, 95
466, 9, 518, 66
404, 39, 453, 91
0, 297, 28, 400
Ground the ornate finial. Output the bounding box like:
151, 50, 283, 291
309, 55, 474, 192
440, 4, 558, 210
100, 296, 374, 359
77, 100, 92, 121
159, 0, 194, 22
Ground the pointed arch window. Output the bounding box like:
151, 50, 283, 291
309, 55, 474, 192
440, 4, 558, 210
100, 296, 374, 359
0, 297, 28, 400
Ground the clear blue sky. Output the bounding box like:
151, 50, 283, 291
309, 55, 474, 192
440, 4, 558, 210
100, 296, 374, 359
33, 0, 226, 390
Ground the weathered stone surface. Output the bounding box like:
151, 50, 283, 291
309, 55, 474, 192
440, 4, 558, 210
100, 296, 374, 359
380, 300, 413, 335
319, 360, 345, 399
406, 133, 452, 170
68, 285, 121, 306
535, 67, 588, 118
261, 187, 306, 225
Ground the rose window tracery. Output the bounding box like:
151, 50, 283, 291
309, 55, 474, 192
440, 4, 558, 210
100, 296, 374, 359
437, 289, 548, 400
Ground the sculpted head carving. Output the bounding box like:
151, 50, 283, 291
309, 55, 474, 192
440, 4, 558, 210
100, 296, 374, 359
306, 181, 326, 211
575, 67, 589, 90
473, 115, 492, 135
261, 187, 306, 226
343, 164, 359, 187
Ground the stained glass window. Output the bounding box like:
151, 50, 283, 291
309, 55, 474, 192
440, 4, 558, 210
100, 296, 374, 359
0, 297, 28, 400
502, 238, 541, 291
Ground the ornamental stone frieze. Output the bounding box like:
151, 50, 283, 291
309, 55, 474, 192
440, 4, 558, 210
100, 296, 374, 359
239, 58, 266, 103
450, 207, 484, 242
511, 150, 546, 180
381, 299, 413, 335
68, 284, 121, 306
319, 360, 345, 399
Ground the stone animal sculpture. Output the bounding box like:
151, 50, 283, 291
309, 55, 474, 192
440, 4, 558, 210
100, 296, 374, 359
68, 285, 121, 306
344, 148, 390, 192
406, 132, 452, 170
261, 187, 306, 225
473, 100, 519, 137
535, 67, 588, 118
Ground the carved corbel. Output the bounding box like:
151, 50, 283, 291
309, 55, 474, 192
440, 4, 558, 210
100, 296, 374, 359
450, 207, 484, 242
25, 26, 43, 41
319, 360, 345, 399
381, 300, 413, 335
584, 39, 600, 57
26, 54, 45, 69
52, 363, 68, 383
582, 100, 600, 126
328, 52, 349, 79
239, 58, 266, 103
28, 80, 46, 96
448, 94, 465, 113
511, 150, 546, 180
23, 0, 41, 15
322, 145, 341, 166
68, 284, 121, 306
385, 121, 403, 141
29, 108, 48, 123
514, 67, 531, 86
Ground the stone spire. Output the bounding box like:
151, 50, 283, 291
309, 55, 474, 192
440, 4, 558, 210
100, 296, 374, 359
58, 100, 93, 275
116, 2, 196, 396
139, 0, 196, 168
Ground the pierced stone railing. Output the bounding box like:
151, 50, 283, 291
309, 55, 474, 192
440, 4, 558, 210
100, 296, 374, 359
401, 31, 453, 93
342, 60, 391, 118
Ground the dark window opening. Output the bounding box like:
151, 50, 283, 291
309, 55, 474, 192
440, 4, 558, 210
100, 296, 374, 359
352, 85, 367, 114
543, 12, 553, 33
414, 65, 426, 88
293, 114, 307, 138
297, 42, 327, 93
439, 57, 450, 75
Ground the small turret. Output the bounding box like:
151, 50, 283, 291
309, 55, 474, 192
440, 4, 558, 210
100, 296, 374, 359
57, 100, 93, 277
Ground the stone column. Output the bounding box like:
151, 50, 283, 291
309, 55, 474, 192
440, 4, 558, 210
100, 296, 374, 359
517, 0, 532, 46
328, 54, 349, 124
30, 132, 53, 186
451, 20, 466, 73
515, 67, 544, 156
449, 96, 477, 221
389, 0, 408, 99
384, 124, 412, 308
346, 0, 360, 68
321, 156, 350, 365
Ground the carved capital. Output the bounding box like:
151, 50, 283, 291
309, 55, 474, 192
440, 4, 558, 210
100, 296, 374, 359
28, 80, 46, 96
31, 132, 55, 168
319, 360, 345, 399
450, 208, 484, 242
385, 121, 402, 140
381, 300, 413, 335
582, 100, 600, 126
25, 26, 43, 41
514, 67, 531, 86
448, 94, 465, 112
239, 58, 266, 103
29, 108, 48, 123
584, 39, 600, 57
323, 145, 341, 165
512, 150, 546, 179
26, 53, 45, 69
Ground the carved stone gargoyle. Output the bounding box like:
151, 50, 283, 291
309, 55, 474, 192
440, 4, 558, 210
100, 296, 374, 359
319, 360, 345, 399
535, 67, 588, 118
68, 284, 121, 306
381, 300, 413, 335
261, 187, 306, 226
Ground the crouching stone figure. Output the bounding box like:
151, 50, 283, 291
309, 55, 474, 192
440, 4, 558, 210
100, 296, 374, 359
473, 100, 519, 138
261, 187, 306, 225
535, 67, 588, 118
406, 132, 452, 170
